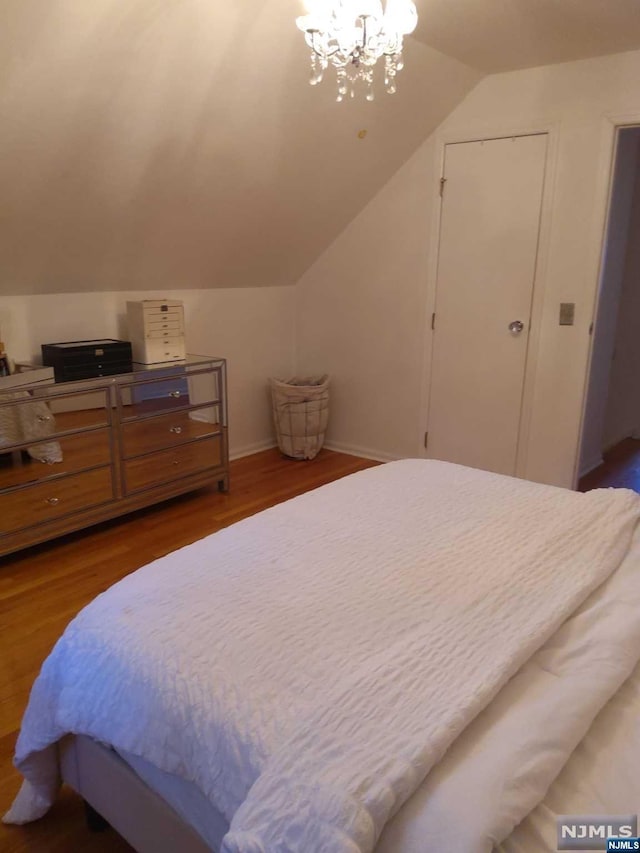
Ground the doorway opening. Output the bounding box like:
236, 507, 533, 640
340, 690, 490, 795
579, 125, 640, 492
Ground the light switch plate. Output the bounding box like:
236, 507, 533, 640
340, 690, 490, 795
559, 303, 575, 326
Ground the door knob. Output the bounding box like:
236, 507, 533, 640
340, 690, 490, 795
508, 320, 525, 335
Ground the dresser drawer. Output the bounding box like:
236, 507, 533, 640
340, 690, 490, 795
0, 389, 109, 448
122, 409, 220, 457
120, 371, 218, 420
124, 435, 222, 493
0, 428, 112, 491
2, 466, 114, 533
120, 375, 190, 418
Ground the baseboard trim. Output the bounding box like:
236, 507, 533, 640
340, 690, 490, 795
230, 439, 400, 464
229, 440, 277, 461
323, 441, 400, 464
579, 454, 604, 478
603, 427, 640, 451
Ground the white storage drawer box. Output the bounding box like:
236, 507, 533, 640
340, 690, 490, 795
127, 300, 186, 364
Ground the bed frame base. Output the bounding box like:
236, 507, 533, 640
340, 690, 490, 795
59, 735, 213, 852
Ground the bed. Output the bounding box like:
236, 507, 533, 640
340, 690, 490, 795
4, 459, 640, 852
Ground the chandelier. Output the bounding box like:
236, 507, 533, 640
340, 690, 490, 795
296, 0, 418, 102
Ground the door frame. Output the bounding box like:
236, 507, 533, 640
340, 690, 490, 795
418, 122, 559, 478
574, 114, 640, 488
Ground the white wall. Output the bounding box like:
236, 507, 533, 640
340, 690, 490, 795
294, 141, 437, 461
296, 49, 640, 487
580, 128, 640, 474
603, 140, 640, 448
0, 287, 295, 457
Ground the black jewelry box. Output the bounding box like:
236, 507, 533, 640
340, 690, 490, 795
41, 339, 133, 382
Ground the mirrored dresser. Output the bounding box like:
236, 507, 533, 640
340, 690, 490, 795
0, 355, 228, 558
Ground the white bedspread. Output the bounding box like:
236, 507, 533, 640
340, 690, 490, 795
5, 460, 640, 853
112, 526, 640, 853
378, 523, 640, 852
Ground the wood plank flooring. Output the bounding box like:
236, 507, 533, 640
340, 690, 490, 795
0, 448, 378, 853
578, 437, 640, 492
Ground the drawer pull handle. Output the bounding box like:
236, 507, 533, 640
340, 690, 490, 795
169, 390, 181, 398
46, 497, 60, 506
37, 415, 52, 422
169, 426, 183, 434
172, 460, 179, 466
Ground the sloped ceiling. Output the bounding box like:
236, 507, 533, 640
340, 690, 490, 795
413, 0, 640, 73
0, 1, 480, 295
3, 2, 640, 296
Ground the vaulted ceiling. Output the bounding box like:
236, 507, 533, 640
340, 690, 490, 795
2, 1, 640, 296
413, 0, 640, 73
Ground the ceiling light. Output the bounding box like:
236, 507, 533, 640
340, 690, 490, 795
296, 0, 418, 102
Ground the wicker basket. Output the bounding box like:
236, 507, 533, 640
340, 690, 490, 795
270, 375, 330, 460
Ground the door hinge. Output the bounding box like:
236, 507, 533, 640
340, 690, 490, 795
439, 177, 447, 197
589, 321, 594, 335
431, 312, 436, 330
424, 431, 429, 449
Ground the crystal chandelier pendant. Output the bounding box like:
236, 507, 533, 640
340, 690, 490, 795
296, 0, 417, 101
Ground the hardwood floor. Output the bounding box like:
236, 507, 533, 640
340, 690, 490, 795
578, 437, 640, 492
0, 448, 378, 853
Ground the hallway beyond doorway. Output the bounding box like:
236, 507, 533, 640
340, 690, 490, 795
579, 437, 640, 492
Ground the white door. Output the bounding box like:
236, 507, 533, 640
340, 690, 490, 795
427, 134, 547, 475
